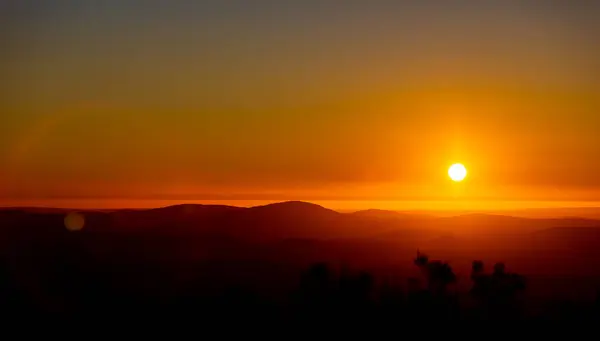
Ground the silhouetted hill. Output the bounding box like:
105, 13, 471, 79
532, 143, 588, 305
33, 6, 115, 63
3, 203, 600, 241
249, 201, 339, 216
531, 226, 600, 252
434, 214, 600, 235
0, 207, 72, 214
495, 207, 600, 219
4, 201, 600, 321
104, 204, 243, 232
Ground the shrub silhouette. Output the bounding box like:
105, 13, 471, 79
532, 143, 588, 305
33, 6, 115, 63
413, 250, 456, 295
294, 253, 534, 323
470, 260, 527, 319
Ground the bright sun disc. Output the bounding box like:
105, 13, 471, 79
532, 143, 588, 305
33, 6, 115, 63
448, 163, 467, 182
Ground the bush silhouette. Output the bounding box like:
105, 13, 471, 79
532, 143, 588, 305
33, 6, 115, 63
414, 250, 457, 295
294, 253, 534, 323
469, 260, 527, 319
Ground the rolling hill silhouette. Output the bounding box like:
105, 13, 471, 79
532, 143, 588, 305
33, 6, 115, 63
3, 201, 600, 321
3, 201, 599, 240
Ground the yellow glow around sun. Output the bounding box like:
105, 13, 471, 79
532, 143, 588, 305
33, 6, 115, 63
448, 163, 467, 182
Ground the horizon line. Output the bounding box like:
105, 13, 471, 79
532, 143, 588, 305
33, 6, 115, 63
2, 198, 600, 212
2, 196, 600, 202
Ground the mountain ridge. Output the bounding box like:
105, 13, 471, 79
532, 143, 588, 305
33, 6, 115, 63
2, 201, 600, 241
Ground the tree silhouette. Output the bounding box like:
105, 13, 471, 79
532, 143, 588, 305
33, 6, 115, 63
414, 251, 456, 295
470, 260, 490, 299
470, 260, 527, 320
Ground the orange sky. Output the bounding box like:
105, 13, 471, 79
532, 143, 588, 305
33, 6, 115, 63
1, 2, 600, 207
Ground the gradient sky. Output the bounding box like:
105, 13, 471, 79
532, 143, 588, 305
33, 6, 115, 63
1, 1, 600, 205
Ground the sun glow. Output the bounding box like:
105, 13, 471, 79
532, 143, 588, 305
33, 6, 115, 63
448, 163, 467, 182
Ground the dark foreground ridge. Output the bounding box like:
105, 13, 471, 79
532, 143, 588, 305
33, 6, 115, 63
2, 203, 600, 327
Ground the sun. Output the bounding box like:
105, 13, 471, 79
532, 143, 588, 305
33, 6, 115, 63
448, 163, 467, 182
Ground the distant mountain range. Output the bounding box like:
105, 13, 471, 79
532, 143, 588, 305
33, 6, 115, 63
2, 200, 599, 241
3, 201, 600, 279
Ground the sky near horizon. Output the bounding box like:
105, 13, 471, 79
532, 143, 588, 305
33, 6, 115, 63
1, 1, 600, 205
